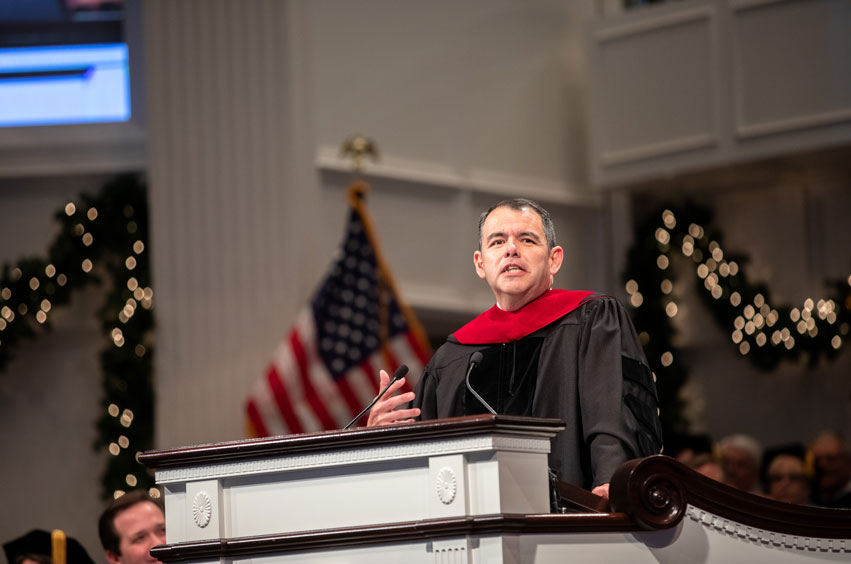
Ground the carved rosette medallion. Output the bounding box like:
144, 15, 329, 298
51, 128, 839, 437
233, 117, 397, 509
436, 467, 457, 505
192, 491, 212, 528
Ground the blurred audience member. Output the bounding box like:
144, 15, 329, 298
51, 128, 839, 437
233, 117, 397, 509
686, 452, 724, 482
3, 530, 93, 564
765, 451, 811, 505
719, 434, 763, 493
98, 491, 166, 564
810, 430, 851, 508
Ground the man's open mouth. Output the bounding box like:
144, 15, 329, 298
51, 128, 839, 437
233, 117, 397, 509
503, 265, 524, 273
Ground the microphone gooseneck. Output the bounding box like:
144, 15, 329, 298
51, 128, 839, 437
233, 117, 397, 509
465, 351, 496, 415
343, 364, 410, 430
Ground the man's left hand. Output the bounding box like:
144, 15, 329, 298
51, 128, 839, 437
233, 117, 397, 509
366, 369, 419, 426
592, 483, 610, 500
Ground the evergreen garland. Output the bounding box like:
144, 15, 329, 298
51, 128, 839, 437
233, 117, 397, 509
624, 202, 851, 438
0, 174, 154, 499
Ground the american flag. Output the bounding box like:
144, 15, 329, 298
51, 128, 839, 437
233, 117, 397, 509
245, 182, 431, 436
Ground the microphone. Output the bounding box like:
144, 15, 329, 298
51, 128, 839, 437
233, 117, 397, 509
343, 364, 409, 430
465, 351, 496, 415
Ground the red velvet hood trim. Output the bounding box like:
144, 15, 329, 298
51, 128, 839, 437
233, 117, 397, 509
453, 289, 598, 344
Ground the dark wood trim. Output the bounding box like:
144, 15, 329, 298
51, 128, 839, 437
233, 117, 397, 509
610, 455, 851, 539
150, 513, 637, 562
139, 415, 564, 469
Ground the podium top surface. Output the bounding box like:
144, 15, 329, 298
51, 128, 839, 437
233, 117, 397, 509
139, 414, 565, 469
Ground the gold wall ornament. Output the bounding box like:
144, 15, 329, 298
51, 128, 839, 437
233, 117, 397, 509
340, 135, 379, 172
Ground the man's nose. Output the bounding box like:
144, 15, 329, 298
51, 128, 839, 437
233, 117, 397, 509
504, 238, 518, 255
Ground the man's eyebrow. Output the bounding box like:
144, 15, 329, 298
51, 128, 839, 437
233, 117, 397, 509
518, 231, 541, 240
486, 231, 541, 242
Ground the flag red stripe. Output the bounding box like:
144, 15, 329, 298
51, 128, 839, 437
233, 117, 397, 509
266, 365, 304, 434
245, 399, 269, 438
290, 330, 338, 430
360, 359, 380, 394
406, 331, 431, 366
336, 377, 363, 418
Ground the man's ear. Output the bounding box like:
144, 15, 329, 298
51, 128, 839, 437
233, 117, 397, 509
105, 550, 122, 564
473, 250, 486, 279
549, 246, 564, 276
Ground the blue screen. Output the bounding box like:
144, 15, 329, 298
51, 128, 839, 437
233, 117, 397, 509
0, 42, 130, 127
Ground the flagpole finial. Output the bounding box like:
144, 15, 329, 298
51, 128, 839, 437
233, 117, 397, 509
340, 135, 379, 172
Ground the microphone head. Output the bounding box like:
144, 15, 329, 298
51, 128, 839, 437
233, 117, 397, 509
470, 351, 483, 365
392, 364, 409, 381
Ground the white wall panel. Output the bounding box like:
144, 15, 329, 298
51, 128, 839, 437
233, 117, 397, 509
731, 0, 851, 138
587, 0, 851, 186
146, 0, 300, 447
592, 6, 719, 165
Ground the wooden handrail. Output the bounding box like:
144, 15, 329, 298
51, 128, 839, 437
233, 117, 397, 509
609, 455, 851, 538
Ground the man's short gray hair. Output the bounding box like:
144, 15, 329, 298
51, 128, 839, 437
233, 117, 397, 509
477, 198, 556, 251
719, 434, 763, 467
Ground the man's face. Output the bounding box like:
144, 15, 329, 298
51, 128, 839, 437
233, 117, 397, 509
811, 435, 851, 493
474, 206, 563, 312
767, 455, 810, 505
105, 501, 166, 564
721, 445, 759, 491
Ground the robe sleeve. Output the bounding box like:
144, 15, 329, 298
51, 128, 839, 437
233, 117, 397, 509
577, 297, 663, 487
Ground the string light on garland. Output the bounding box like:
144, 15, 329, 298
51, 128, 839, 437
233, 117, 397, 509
624, 203, 851, 437
0, 175, 154, 499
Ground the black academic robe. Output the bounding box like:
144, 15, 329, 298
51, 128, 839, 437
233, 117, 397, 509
412, 293, 663, 490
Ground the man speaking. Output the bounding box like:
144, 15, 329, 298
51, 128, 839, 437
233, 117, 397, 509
368, 198, 662, 499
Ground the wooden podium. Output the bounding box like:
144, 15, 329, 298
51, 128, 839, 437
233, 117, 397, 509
140, 415, 851, 563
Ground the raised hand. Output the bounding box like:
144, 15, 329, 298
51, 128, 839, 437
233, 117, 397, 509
366, 369, 420, 426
